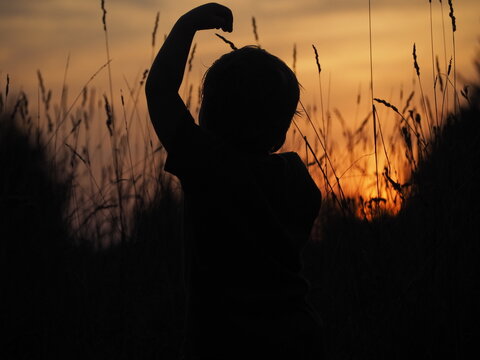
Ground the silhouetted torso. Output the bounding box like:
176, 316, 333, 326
165, 120, 323, 360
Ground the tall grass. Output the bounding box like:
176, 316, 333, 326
1, 0, 477, 358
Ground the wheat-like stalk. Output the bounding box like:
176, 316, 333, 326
413, 43, 433, 137
312, 44, 328, 192
120, 89, 139, 209
292, 43, 297, 75
45, 60, 112, 147
100, 0, 115, 121
150, 12, 160, 63
428, 0, 439, 128
368, 0, 380, 201
252, 16, 260, 47
5, 74, 9, 106
448, 0, 458, 115
215, 33, 238, 50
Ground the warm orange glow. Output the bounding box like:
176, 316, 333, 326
1, 0, 479, 225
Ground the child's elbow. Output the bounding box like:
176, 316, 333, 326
145, 76, 170, 101
145, 76, 156, 98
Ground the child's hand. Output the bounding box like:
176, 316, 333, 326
181, 3, 233, 33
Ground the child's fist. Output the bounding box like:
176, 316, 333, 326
182, 3, 233, 33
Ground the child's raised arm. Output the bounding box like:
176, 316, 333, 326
145, 3, 233, 152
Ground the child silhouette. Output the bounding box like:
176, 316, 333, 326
146, 3, 323, 359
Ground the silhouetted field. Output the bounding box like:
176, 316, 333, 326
1, 74, 478, 359
303, 73, 480, 359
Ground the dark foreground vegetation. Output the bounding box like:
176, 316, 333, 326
1, 71, 479, 360
304, 73, 480, 359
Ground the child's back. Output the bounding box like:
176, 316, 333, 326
165, 128, 322, 359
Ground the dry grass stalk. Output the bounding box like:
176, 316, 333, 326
104, 94, 113, 137
413, 43, 420, 76
299, 101, 347, 206
65, 142, 87, 165
54, 54, 71, 162
303, 134, 346, 214
368, 0, 380, 200
215, 33, 238, 50
152, 12, 160, 48
37, 70, 53, 131
252, 16, 259, 45
292, 118, 344, 214
45, 60, 112, 147
312, 44, 321, 74
187, 43, 197, 73
5, 74, 9, 102
401, 91, 415, 114
182, 43, 196, 102
103, 87, 127, 242
412, 43, 434, 137
292, 43, 297, 74
448, 0, 458, 115
120, 89, 139, 206
186, 84, 193, 110
436, 55, 444, 92
140, 69, 149, 87
151, 11, 160, 62
373, 104, 393, 176
36, 70, 51, 110
374, 98, 399, 114
448, 0, 456, 32
373, 96, 424, 151
460, 85, 470, 106
439, 56, 453, 127
99, 0, 115, 123
438, 0, 450, 120
428, 1, 439, 128
311, 44, 327, 187
100, 0, 107, 31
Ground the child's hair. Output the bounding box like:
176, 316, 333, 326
199, 46, 300, 153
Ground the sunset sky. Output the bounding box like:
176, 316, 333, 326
1, 0, 479, 199
2, 0, 478, 106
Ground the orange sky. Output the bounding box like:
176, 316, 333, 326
1, 0, 478, 105
1, 0, 479, 203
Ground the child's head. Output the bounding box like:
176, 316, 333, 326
199, 46, 299, 153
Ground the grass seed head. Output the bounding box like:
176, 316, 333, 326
436, 55, 444, 91
100, 0, 107, 32
152, 11, 160, 48
252, 16, 259, 43
312, 44, 321, 74
413, 43, 420, 76
374, 98, 400, 114
6, 74, 9, 99
140, 69, 149, 86
188, 43, 197, 73
448, 0, 456, 32
103, 94, 113, 136
214, 33, 238, 51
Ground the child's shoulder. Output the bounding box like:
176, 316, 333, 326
273, 151, 307, 171
276, 151, 302, 162
252, 151, 312, 185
